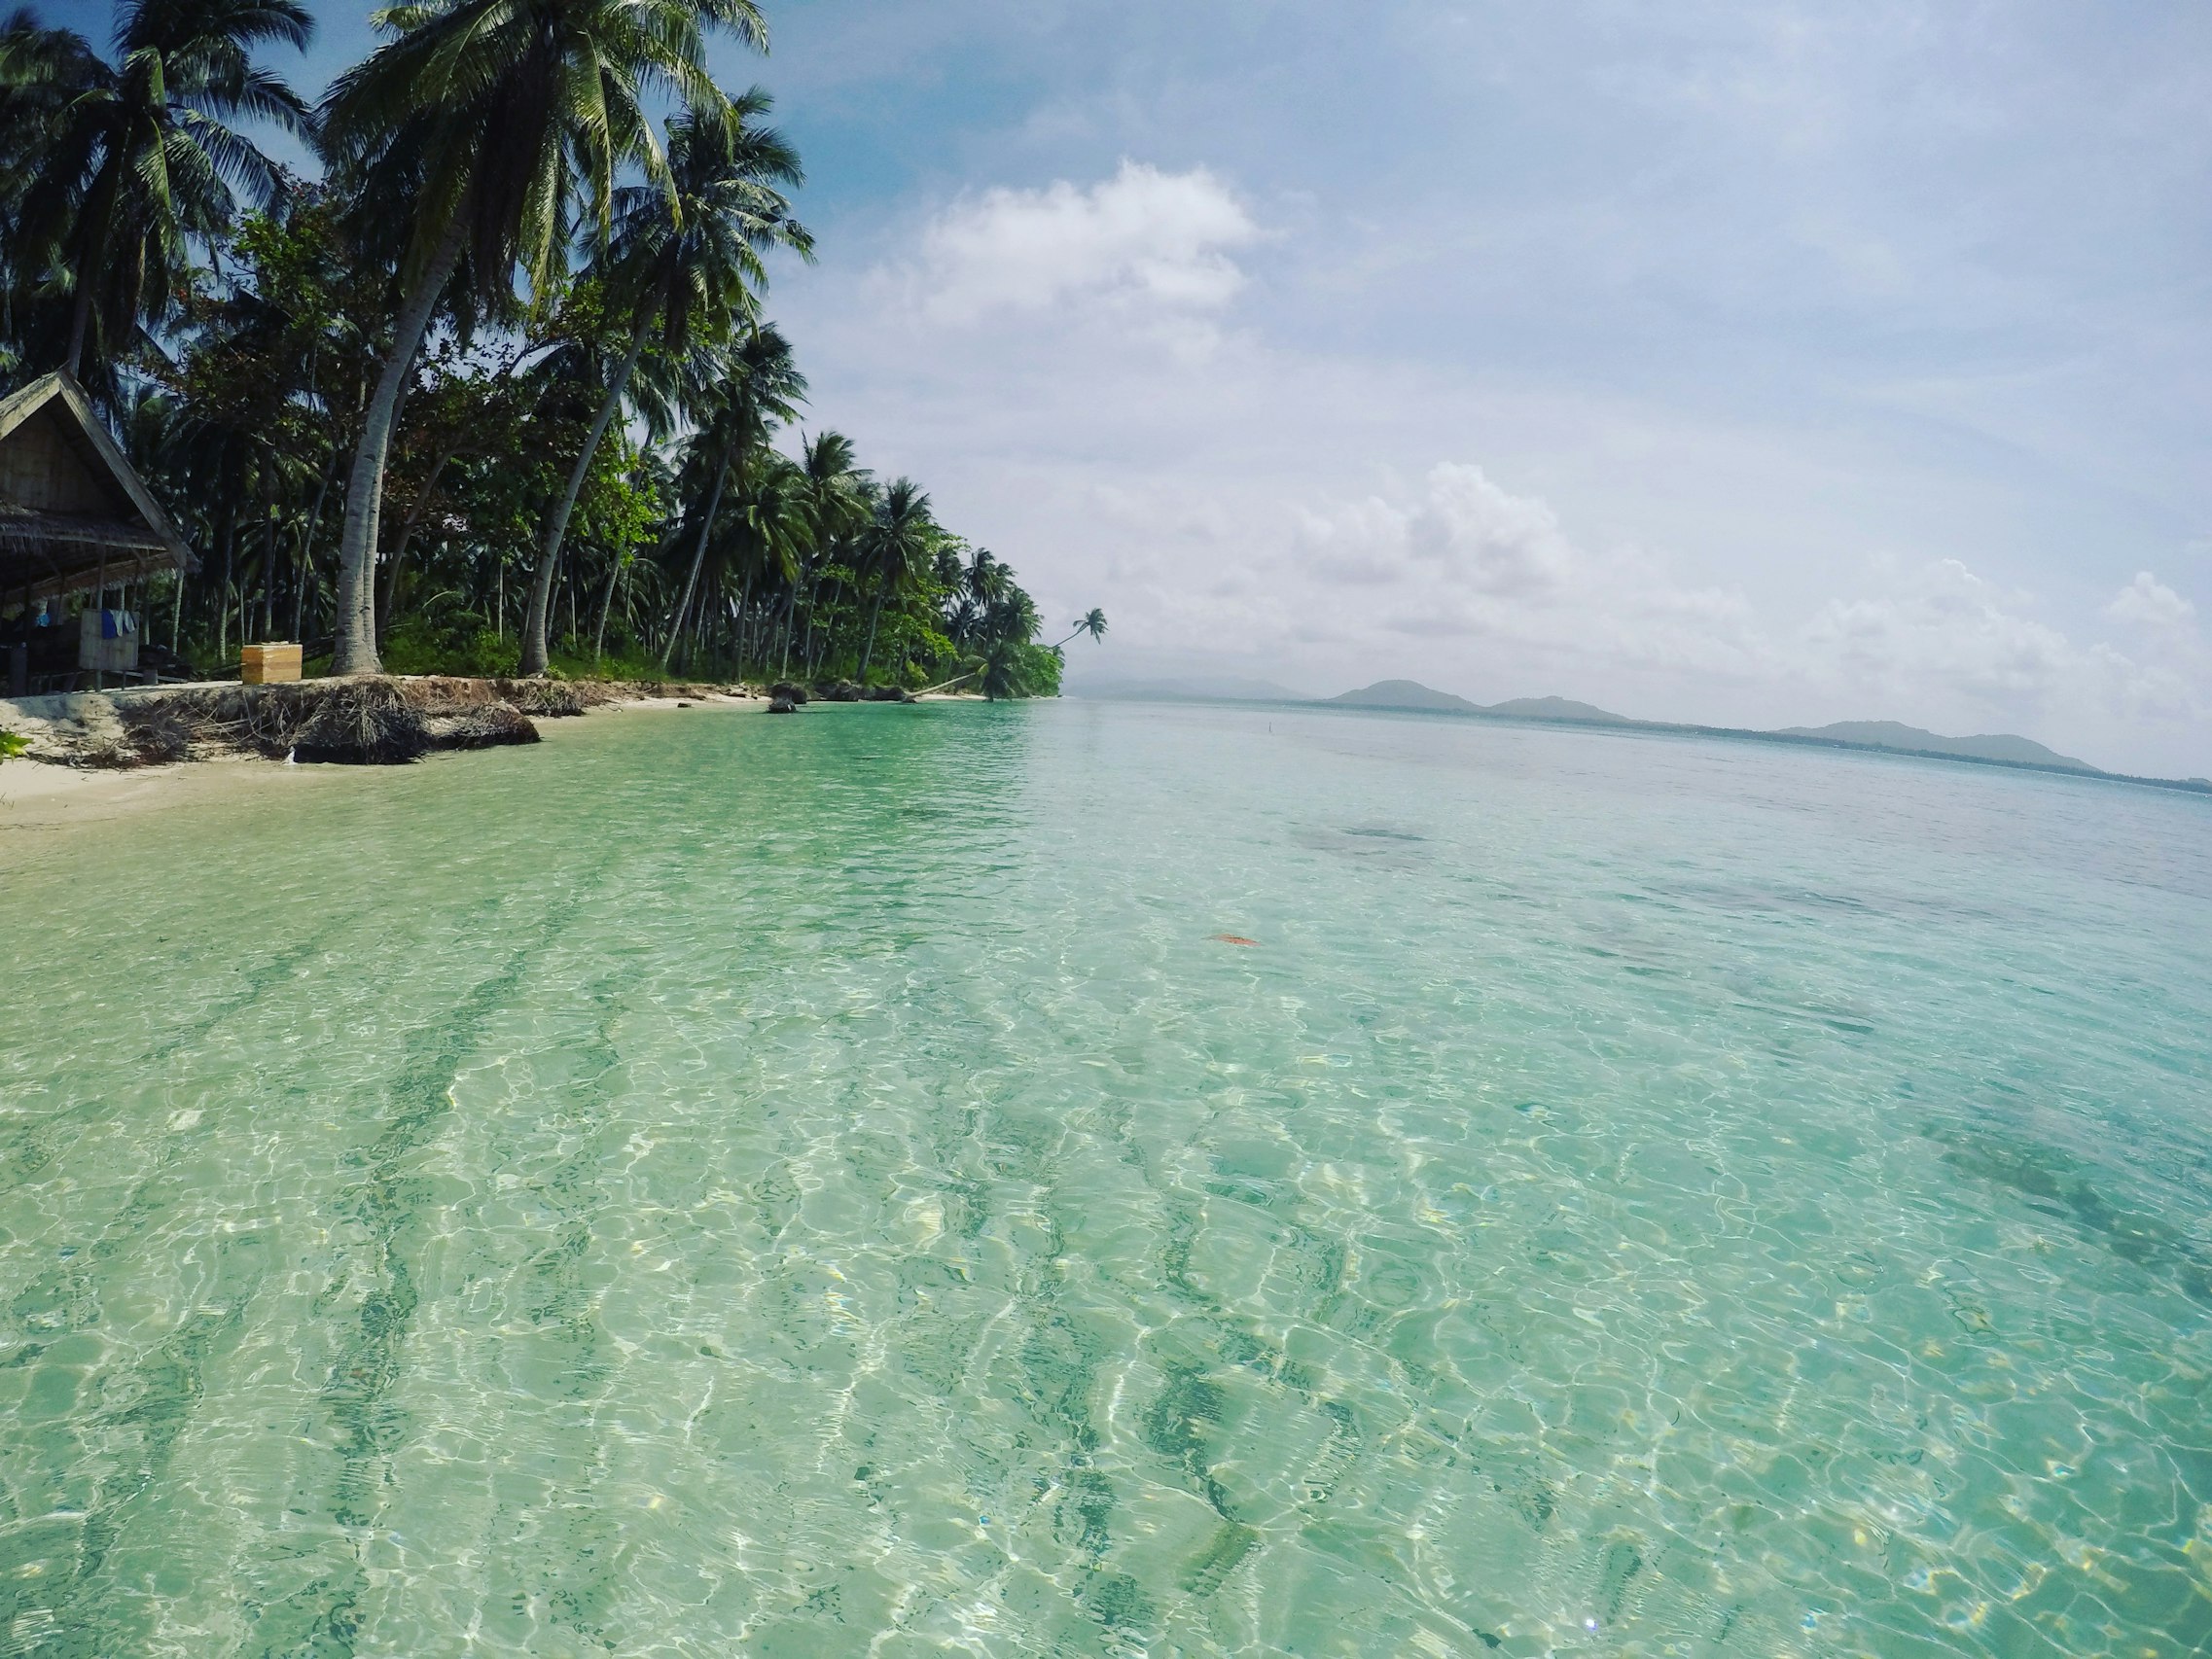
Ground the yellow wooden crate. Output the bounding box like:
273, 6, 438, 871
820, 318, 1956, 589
241, 643, 303, 685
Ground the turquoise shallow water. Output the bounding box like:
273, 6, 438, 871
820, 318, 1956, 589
2, 699, 2209, 1657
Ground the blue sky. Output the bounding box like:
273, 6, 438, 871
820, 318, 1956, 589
44, 0, 2212, 771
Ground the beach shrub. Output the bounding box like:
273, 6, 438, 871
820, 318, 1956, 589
381, 614, 522, 679
980, 642, 1063, 700
0, 728, 27, 761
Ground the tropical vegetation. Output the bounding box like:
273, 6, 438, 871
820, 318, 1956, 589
0, 0, 1095, 697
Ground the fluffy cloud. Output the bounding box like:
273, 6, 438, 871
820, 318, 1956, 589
1278, 472, 2211, 751
2106, 571, 2198, 632
1284, 463, 1767, 676
1297, 464, 1574, 598
903, 161, 1259, 327
782, 144, 2211, 774
1799, 560, 2082, 701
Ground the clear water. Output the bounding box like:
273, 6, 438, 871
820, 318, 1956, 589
2, 701, 2209, 1658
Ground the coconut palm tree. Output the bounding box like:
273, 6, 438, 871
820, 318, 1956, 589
716, 449, 805, 670
1052, 608, 1107, 649
1, 0, 312, 384
964, 546, 1006, 609
856, 477, 933, 686
788, 428, 868, 674
318, 0, 767, 676
517, 90, 810, 675
661, 323, 803, 668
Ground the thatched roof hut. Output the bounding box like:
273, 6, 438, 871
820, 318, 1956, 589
0, 371, 194, 608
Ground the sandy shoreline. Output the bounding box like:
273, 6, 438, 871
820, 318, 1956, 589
0, 679, 968, 829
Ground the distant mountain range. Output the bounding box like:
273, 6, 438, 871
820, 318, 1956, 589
1334, 683, 1629, 726
1069, 674, 2208, 793
1774, 721, 2088, 771
1325, 680, 2156, 782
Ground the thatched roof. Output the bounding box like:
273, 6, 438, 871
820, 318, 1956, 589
0, 371, 195, 606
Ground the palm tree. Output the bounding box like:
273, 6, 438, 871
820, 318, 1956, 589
1052, 608, 1107, 649
856, 477, 933, 686
517, 90, 810, 675
661, 323, 803, 669
789, 428, 868, 674
319, 0, 767, 676
717, 449, 805, 671
964, 546, 1006, 610
2, 0, 311, 383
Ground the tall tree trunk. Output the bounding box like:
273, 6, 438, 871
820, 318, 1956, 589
800, 564, 824, 675
591, 556, 622, 665
519, 322, 648, 675
63, 271, 95, 380
292, 441, 339, 644
216, 517, 235, 663
859, 574, 890, 684
58, 148, 135, 380
330, 215, 469, 676
377, 448, 451, 644
663, 468, 727, 672
777, 585, 799, 677
259, 498, 279, 642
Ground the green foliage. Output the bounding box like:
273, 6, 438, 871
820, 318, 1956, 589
0, 3, 1103, 701
380, 614, 520, 679
0, 728, 27, 761
981, 642, 1063, 701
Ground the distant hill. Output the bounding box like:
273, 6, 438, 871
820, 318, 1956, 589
1073, 675, 1303, 704
1328, 680, 1486, 714
1778, 721, 2092, 772
1328, 682, 1639, 724
1314, 679, 2140, 784
1487, 696, 1636, 726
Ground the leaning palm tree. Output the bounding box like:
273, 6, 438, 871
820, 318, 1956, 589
1052, 608, 1107, 649
856, 477, 934, 686
517, 90, 810, 675
319, 0, 767, 676
3, 0, 312, 382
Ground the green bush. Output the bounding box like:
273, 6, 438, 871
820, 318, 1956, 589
980, 642, 1063, 700
380, 615, 521, 678
0, 728, 27, 761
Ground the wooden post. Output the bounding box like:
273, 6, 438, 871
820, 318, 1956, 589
91, 551, 107, 690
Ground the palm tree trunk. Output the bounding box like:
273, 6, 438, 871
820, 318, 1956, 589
663, 469, 727, 672
292, 441, 339, 643
330, 215, 469, 676
258, 503, 278, 642
63, 273, 95, 380
377, 448, 451, 644
800, 565, 824, 675
592, 556, 622, 665
859, 575, 890, 684
519, 320, 648, 675
60, 158, 122, 379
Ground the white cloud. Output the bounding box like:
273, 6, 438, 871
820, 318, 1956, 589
1799, 560, 2080, 700
1257, 468, 2209, 752
783, 135, 2212, 775
904, 161, 1260, 328
2105, 571, 2198, 631
1288, 464, 1763, 670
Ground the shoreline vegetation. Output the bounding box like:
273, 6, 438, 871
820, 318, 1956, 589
0, 671, 962, 777
0, 2, 1102, 714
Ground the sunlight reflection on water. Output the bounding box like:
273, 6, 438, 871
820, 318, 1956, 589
1, 700, 2208, 1656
